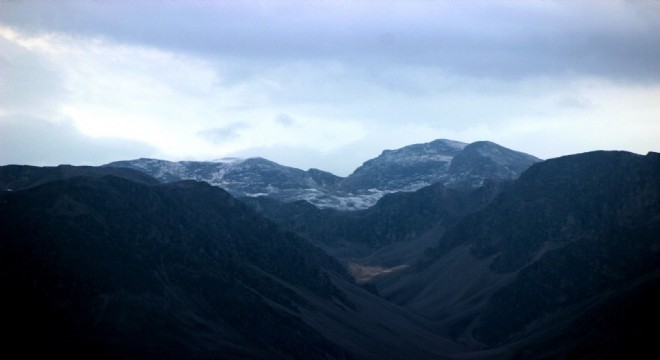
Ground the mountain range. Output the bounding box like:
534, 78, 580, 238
1, 139, 658, 359
247, 150, 660, 358
104, 139, 540, 210
0, 168, 463, 359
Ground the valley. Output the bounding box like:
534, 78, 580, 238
1, 139, 658, 359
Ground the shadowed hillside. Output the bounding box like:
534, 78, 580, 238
0, 168, 463, 359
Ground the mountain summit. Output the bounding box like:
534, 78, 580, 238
339, 139, 467, 192
341, 139, 539, 191
105, 139, 540, 209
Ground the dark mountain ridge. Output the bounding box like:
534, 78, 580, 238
2, 149, 657, 359
245, 150, 660, 358
1, 175, 346, 358
0, 168, 463, 359
0, 164, 159, 191
375, 151, 660, 357
243, 179, 512, 267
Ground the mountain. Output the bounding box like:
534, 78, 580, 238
105, 139, 540, 210
2, 149, 657, 358
338, 139, 467, 192
0, 164, 159, 191
444, 141, 542, 188
373, 151, 660, 357
104, 157, 358, 209
247, 150, 660, 358
0, 167, 464, 359
103, 157, 328, 196
243, 179, 511, 264
339, 139, 538, 191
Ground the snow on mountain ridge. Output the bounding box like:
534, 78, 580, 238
374, 139, 467, 165
105, 139, 539, 210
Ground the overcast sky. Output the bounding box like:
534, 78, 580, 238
1, 0, 659, 175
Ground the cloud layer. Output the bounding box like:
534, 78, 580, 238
1, 1, 659, 175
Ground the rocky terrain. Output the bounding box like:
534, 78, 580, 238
249, 150, 660, 358
105, 139, 540, 210
2, 147, 658, 359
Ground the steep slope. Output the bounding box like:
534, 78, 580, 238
375, 151, 660, 356
445, 141, 541, 188
339, 139, 467, 192
0, 168, 464, 359
243, 180, 512, 286
106, 139, 539, 210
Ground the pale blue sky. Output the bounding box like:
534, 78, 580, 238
2, 0, 659, 175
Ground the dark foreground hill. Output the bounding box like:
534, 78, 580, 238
0, 164, 160, 190
0, 169, 462, 359
376, 151, 660, 358
246, 151, 660, 359
2, 150, 657, 359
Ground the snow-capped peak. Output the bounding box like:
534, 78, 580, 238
105, 139, 540, 211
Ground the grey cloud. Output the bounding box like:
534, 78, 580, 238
275, 114, 294, 127
0, 116, 157, 166
0, 35, 68, 115
197, 122, 248, 144
2, 1, 659, 83
555, 95, 592, 109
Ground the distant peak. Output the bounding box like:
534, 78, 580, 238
380, 139, 468, 157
